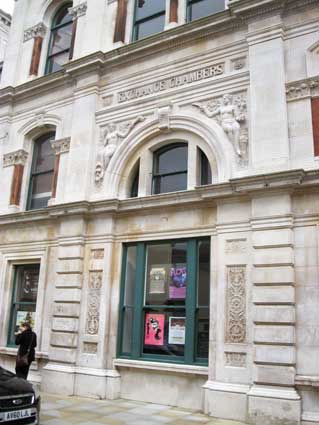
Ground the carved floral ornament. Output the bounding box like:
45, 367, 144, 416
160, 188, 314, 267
94, 116, 145, 185
23, 22, 47, 42
86, 271, 103, 335
3, 149, 28, 167
50, 137, 71, 155
225, 266, 246, 344
193, 93, 249, 166
286, 77, 319, 101
68, 2, 88, 19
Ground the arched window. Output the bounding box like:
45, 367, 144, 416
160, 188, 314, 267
27, 132, 56, 210
45, 3, 74, 74
130, 160, 140, 198
187, 0, 225, 22
152, 143, 188, 194
199, 149, 212, 185
133, 0, 166, 41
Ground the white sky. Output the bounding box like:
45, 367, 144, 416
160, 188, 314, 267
0, 0, 14, 15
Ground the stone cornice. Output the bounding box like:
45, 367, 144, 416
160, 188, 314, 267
51, 137, 71, 155
23, 22, 47, 42
68, 2, 87, 19
286, 76, 319, 101
3, 149, 28, 167
0, 169, 318, 225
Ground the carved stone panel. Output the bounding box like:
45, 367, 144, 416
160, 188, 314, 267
83, 342, 98, 354
225, 238, 247, 254
225, 266, 246, 343
225, 352, 247, 367
86, 271, 102, 335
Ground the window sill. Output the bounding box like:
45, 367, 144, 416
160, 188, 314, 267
113, 358, 208, 376
0, 346, 49, 360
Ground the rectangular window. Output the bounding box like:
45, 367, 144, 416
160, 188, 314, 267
133, 0, 166, 41
7, 264, 40, 346
187, 0, 226, 22
117, 238, 210, 365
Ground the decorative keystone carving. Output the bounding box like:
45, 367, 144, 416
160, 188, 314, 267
68, 2, 88, 19
23, 22, 47, 42
193, 93, 248, 163
232, 57, 246, 71
94, 116, 145, 185
225, 352, 246, 367
157, 103, 172, 132
51, 137, 71, 155
225, 266, 246, 344
286, 77, 319, 101
86, 271, 103, 335
3, 149, 28, 167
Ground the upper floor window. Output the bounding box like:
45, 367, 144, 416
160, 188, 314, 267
45, 3, 73, 74
152, 143, 188, 194
133, 0, 166, 41
187, 0, 226, 22
27, 132, 55, 210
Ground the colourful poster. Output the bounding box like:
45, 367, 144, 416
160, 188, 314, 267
168, 317, 186, 345
144, 313, 165, 346
149, 267, 166, 294
169, 267, 187, 299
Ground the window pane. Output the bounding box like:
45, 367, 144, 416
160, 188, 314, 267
190, 0, 225, 20
196, 308, 209, 359
15, 266, 40, 303
145, 242, 187, 306
48, 51, 70, 72
156, 145, 188, 174
200, 150, 212, 185
143, 309, 185, 357
29, 196, 51, 210
50, 25, 72, 55
35, 138, 55, 173
32, 172, 54, 196
135, 14, 165, 40
54, 7, 73, 26
122, 307, 134, 354
136, 0, 165, 20
197, 240, 210, 307
125, 246, 137, 307
153, 172, 187, 194
130, 170, 139, 198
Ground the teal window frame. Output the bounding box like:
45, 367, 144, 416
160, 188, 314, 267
45, 3, 73, 75
117, 237, 210, 366
186, 0, 226, 22
7, 264, 40, 347
132, 0, 166, 42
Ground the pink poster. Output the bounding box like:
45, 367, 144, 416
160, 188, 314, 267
169, 267, 187, 299
144, 313, 165, 346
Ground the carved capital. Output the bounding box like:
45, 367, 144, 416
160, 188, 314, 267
23, 22, 47, 42
51, 137, 71, 155
3, 149, 28, 167
286, 77, 319, 101
68, 2, 88, 19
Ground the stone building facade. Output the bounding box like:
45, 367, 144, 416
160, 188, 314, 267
0, 0, 319, 424
0, 9, 11, 81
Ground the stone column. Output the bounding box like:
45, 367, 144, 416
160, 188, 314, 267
311, 97, 319, 156
3, 149, 28, 210
247, 15, 289, 171
248, 193, 300, 425
23, 23, 47, 77
68, 2, 87, 59
50, 137, 71, 203
113, 0, 128, 43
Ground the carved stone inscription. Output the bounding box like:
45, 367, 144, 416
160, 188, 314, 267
86, 271, 102, 335
118, 63, 224, 103
225, 352, 246, 367
225, 266, 246, 343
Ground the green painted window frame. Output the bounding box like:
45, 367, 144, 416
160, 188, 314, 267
186, 0, 226, 22
117, 237, 210, 366
26, 132, 56, 211
7, 264, 40, 347
132, 0, 166, 42
45, 3, 73, 75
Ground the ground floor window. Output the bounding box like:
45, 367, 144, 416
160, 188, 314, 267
117, 238, 210, 365
7, 264, 40, 346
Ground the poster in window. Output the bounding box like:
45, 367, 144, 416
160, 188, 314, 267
149, 267, 166, 294
144, 313, 165, 346
169, 267, 187, 299
168, 317, 186, 345
15, 311, 35, 332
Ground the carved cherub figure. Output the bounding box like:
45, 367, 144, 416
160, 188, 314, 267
193, 94, 244, 157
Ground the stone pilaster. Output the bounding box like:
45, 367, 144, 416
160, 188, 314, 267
248, 194, 300, 425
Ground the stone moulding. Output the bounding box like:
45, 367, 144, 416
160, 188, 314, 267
3, 149, 28, 167
50, 137, 71, 155
68, 2, 88, 19
286, 77, 319, 101
225, 266, 246, 344
23, 22, 47, 42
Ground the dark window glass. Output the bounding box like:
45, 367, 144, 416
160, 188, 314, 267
187, 0, 225, 22
118, 238, 210, 364
130, 164, 139, 198
200, 149, 212, 185
45, 4, 73, 74
8, 265, 40, 346
133, 0, 165, 41
27, 132, 55, 211
152, 144, 188, 194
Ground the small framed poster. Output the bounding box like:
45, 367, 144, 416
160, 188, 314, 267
144, 313, 165, 346
169, 266, 187, 299
149, 267, 166, 294
168, 317, 186, 345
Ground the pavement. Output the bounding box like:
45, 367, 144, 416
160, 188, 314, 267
40, 393, 248, 425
